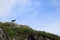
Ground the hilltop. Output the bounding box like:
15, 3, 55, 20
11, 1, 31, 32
0, 22, 60, 40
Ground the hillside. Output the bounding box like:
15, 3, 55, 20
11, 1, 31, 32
0, 22, 60, 40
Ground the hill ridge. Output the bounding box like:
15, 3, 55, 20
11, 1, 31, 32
0, 22, 60, 40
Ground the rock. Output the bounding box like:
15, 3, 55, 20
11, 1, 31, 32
0, 28, 8, 40
38, 36, 45, 40
45, 38, 51, 40
0, 28, 58, 40
0, 22, 60, 40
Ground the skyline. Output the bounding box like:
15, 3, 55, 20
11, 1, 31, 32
0, 0, 60, 35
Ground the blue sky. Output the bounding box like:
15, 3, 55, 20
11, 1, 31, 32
0, 0, 60, 35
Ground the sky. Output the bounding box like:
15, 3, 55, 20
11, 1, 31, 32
0, 0, 60, 36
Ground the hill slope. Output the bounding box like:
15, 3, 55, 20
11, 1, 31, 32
0, 22, 60, 40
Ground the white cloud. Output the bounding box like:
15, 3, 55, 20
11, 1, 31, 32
0, 0, 42, 19
39, 21, 60, 35
0, 0, 34, 22
0, 0, 16, 18
16, 0, 42, 16
0, 0, 32, 18
18, 0, 31, 5
44, 0, 60, 35
48, 22, 60, 35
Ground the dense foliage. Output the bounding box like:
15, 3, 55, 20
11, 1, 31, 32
0, 22, 60, 40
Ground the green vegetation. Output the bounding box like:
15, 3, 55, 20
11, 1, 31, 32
0, 22, 60, 40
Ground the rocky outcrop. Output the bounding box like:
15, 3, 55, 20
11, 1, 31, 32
0, 22, 60, 40
0, 28, 9, 40
0, 28, 52, 40
0, 28, 56, 40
